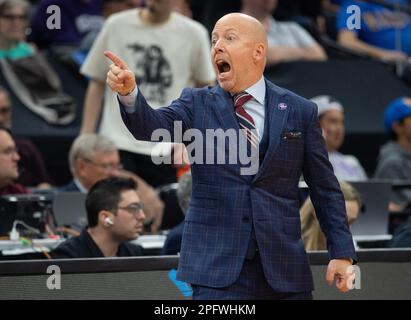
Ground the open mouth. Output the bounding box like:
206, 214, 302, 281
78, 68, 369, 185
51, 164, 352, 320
216, 59, 231, 75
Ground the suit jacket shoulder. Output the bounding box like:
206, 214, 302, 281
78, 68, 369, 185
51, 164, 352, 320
265, 80, 317, 115
60, 180, 80, 192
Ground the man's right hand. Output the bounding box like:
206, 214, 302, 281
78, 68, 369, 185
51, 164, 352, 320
104, 51, 136, 96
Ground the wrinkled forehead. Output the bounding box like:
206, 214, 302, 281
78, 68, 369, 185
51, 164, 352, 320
212, 16, 249, 35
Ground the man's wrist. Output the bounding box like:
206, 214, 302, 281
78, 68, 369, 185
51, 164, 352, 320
121, 85, 137, 97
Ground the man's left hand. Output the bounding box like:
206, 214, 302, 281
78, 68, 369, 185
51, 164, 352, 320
326, 259, 355, 293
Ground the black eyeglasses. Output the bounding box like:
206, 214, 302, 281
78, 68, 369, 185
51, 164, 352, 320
0, 14, 28, 21
117, 203, 144, 215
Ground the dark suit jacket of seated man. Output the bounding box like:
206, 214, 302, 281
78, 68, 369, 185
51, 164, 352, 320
105, 13, 356, 299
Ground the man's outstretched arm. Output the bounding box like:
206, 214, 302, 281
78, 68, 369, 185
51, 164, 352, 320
104, 51, 193, 142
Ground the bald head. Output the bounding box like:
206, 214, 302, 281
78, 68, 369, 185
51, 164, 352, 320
211, 13, 268, 93
216, 13, 268, 53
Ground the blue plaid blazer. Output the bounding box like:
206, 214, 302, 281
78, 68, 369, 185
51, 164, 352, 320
120, 79, 356, 292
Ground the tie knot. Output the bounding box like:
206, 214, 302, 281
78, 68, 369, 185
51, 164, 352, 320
233, 92, 252, 109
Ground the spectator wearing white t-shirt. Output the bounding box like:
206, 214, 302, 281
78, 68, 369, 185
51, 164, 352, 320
80, 1, 215, 187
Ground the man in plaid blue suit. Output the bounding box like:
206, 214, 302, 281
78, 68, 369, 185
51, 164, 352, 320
105, 13, 357, 300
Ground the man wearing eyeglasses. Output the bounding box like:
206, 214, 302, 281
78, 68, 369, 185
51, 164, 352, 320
0, 87, 52, 189
0, 125, 28, 195
52, 177, 146, 258
62, 133, 164, 232
62, 134, 122, 193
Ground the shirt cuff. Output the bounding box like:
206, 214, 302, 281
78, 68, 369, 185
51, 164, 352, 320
118, 86, 138, 112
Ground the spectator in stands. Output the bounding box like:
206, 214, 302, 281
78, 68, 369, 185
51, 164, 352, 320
337, 0, 410, 63
0, 87, 52, 188
52, 177, 145, 258
311, 95, 367, 181
80, 0, 215, 188
161, 171, 191, 255
29, 0, 104, 63
301, 180, 361, 251
374, 97, 411, 211
241, 0, 327, 64
0, 125, 29, 195
63, 134, 164, 232
0, 0, 33, 61
0, 0, 76, 125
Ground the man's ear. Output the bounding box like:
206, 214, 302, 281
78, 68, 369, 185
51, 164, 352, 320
392, 122, 403, 136
76, 158, 87, 177
253, 43, 266, 62
99, 210, 115, 227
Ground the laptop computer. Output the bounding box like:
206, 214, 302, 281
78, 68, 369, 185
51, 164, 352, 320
52, 192, 87, 230
350, 181, 392, 240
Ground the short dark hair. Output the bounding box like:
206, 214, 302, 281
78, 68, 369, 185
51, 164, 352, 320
86, 177, 137, 227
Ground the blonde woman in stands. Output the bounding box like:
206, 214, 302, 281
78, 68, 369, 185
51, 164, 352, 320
301, 180, 361, 251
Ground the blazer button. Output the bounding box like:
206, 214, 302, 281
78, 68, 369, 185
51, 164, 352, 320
242, 216, 250, 223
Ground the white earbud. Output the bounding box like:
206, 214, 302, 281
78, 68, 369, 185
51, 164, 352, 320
105, 217, 114, 226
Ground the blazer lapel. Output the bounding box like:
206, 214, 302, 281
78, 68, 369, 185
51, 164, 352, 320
253, 80, 289, 182
210, 86, 239, 132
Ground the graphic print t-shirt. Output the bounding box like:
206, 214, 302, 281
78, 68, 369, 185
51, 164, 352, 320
81, 9, 215, 155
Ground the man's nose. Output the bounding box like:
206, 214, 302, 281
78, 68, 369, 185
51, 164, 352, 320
13, 152, 20, 162
213, 39, 224, 53
108, 168, 120, 177
138, 209, 146, 221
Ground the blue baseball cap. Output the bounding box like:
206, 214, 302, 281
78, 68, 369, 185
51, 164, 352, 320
384, 97, 411, 134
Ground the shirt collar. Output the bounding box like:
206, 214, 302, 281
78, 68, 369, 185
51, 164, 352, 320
244, 76, 266, 105
74, 178, 88, 193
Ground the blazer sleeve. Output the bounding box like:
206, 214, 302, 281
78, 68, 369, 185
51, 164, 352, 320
302, 102, 357, 262
119, 88, 194, 143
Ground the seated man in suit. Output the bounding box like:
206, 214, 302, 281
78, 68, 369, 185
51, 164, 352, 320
62, 134, 164, 232
0, 126, 29, 195
106, 13, 356, 299
52, 177, 145, 258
